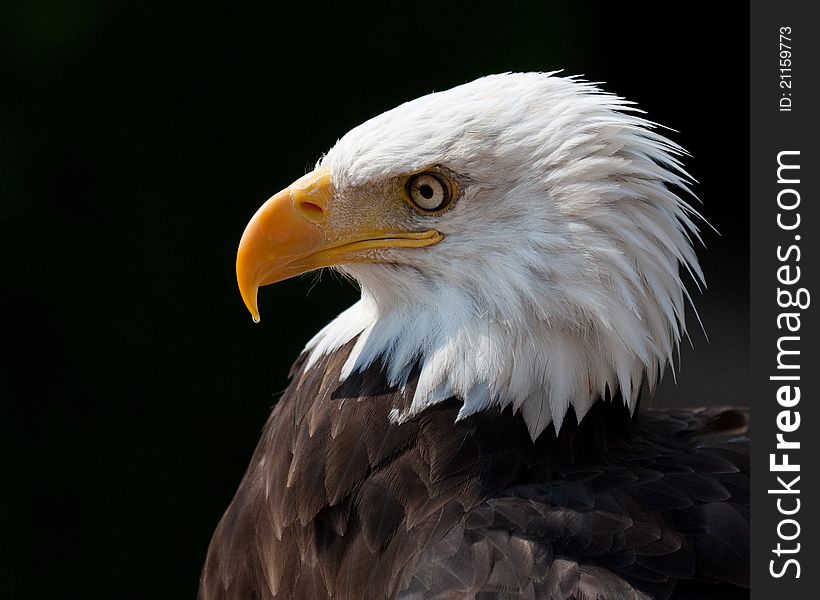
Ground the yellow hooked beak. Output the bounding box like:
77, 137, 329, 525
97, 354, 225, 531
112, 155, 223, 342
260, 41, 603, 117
236, 167, 443, 322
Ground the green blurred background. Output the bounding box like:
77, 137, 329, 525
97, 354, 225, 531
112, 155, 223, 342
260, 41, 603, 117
2, 1, 747, 597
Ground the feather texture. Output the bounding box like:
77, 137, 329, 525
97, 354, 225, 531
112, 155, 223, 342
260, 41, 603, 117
200, 342, 749, 600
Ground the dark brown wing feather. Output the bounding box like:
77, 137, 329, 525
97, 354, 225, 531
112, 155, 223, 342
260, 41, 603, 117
200, 341, 749, 599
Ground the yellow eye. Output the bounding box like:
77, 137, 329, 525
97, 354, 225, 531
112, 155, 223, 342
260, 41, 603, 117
407, 172, 452, 212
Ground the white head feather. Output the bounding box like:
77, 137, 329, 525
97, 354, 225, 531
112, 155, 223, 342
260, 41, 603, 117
302, 72, 704, 439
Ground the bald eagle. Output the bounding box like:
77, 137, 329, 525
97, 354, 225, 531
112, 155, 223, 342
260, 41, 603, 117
201, 73, 749, 600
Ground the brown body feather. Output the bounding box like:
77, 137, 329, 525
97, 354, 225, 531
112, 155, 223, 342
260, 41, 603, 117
200, 341, 749, 600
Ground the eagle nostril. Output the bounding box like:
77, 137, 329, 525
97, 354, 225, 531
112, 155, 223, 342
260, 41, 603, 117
297, 200, 325, 222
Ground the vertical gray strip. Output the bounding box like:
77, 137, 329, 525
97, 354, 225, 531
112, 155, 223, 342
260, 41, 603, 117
751, 1, 819, 597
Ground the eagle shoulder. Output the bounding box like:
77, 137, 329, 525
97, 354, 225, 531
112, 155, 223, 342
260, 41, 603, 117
200, 343, 749, 600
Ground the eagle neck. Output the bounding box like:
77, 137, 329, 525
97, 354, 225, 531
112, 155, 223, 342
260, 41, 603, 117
303, 294, 643, 439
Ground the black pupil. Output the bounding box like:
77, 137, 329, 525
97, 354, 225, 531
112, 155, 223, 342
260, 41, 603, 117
419, 184, 435, 200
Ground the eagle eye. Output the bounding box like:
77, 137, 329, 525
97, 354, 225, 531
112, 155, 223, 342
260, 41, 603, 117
406, 172, 453, 213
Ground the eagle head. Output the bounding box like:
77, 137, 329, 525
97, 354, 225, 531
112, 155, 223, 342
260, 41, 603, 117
236, 72, 703, 438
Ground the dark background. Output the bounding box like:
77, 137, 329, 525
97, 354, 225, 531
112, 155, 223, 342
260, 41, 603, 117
2, 2, 748, 598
